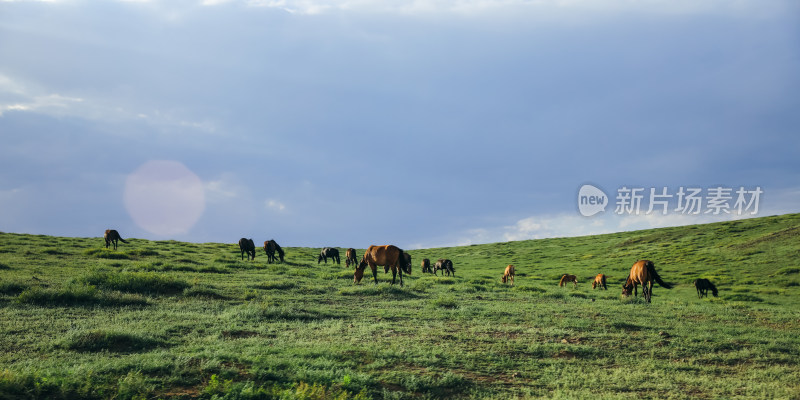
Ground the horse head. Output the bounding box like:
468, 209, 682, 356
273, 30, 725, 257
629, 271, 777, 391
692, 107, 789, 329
353, 266, 365, 283
621, 283, 633, 297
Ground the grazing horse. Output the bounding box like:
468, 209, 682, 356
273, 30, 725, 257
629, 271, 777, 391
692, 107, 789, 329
559, 274, 578, 288
421, 258, 432, 274
263, 239, 284, 263
104, 229, 128, 250
502, 265, 515, 286
318, 247, 340, 264
592, 274, 607, 290
239, 238, 256, 261
622, 260, 673, 303
694, 278, 718, 298
345, 248, 358, 268
354, 245, 411, 286
434, 259, 455, 277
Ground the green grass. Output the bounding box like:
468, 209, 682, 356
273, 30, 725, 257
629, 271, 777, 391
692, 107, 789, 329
1, 213, 800, 399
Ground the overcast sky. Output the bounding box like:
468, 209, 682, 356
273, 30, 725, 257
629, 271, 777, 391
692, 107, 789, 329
1, 0, 799, 249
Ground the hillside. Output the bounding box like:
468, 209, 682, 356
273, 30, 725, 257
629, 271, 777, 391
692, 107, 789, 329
1, 214, 799, 399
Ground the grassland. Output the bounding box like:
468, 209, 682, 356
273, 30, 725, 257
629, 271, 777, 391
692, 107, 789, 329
1, 213, 799, 399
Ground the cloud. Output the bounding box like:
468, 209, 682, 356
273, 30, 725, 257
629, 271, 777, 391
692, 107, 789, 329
265, 199, 286, 212
200, 0, 789, 17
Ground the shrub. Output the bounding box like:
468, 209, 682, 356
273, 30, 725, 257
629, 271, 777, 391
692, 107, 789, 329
15, 286, 147, 307
430, 296, 459, 309
83, 248, 130, 260
63, 330, 165, 353
17, 286, 100, 306
0, 281, 27, 295
80, 271, 189, 295
726, 293, 764, 302
183, 286, 227, 299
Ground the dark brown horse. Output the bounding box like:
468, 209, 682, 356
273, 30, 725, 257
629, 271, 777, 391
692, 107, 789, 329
622, 260, 673, 303
434, 259, 455, 276
354, 245, 411, 286
239, 238, 256, 261
263, 239, 284, 263
345, 248, 358, 268
559, 274, 578, 288
421, 258, 432, 274
104, 229, 128, 250
502, 265, 515, 285
694, 278, 718, 298
592, 273, 607, 290
318, 247, 340, 264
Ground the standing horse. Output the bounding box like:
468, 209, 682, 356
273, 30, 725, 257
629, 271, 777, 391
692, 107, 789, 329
318, 247, 340, 264
592, 274, 607, 290
502, 265, 515, 286
434, 259, 455, 276
354, 245, 411, 286
421, 258, 432, 274
622, 260, 673, 303
264, 239, 284, 263
694, 278, 718, 298
104, 229, 128, 250
239, 238, 256, 261
559, 274, 578, 288
345, 248, 358, 268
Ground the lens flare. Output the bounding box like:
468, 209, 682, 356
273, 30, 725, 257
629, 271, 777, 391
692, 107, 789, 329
123, 160, 205, 236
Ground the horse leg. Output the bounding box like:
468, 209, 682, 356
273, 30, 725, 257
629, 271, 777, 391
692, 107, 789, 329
391, 267, 397, 285
399, 267, 404, 287
370, 265, 378, 285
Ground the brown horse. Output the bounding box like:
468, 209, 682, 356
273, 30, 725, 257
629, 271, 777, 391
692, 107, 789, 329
502, 265, 515, 286
345, 248, 358, 268
694, 278, 718, 298
622, 260, 673, 303
592, 274, 607, 290
559, 274, 578, 288
263, 239, 284, 263
421, 258, 432, 274
354, 245, 411, 286
104, 229, 128, 250
238, 238, 256, 261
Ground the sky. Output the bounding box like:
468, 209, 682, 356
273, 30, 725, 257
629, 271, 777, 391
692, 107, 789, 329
1, 0, 799, 249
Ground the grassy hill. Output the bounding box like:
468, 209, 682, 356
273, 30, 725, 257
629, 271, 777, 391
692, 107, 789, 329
1, 214, 799, 399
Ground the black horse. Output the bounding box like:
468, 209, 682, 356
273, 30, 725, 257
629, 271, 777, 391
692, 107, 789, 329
264, 239, 284, 263
694, 278, 718, 298
434, 259, 455, 277
239, 238, 256, 261
318, 247, 340, 264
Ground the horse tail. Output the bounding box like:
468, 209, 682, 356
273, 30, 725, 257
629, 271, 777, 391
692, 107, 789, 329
709, 281, 718, 297
559, 275, 566, 287
119, 236, 128, 244
646, 261, 672, 289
